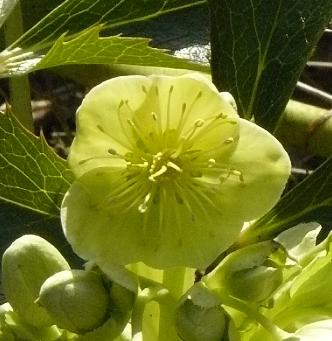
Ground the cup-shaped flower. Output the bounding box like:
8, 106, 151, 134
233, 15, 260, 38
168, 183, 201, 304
61, 74, 291, 269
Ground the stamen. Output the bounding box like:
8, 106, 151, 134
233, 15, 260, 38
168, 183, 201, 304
151, 111, 163, 138
108, 148, 118, 155
149, 165, 168, 182
173, 181, 193, 214
166, 161, 182, 173
177, 91, 203, 134
127, 118, 148, 147
186, 115, 237, 145
224, 137, 234, 144
115, 101, 136, 150
182, 119, 206, 141
138, 192, 152, 213
78, 150, 125, 165
126, 161, 148, 169
187, 180, 220, 210
164, 85, 174, 146
208, 159, 216, 167
172, 137, 185, 158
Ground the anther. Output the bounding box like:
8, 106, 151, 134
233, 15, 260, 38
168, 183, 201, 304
224, 137, 234, 144
166, 161, 182, 173
138, 193, 152, 213
208, 159, 216, 167
108, 148, 118, 155
194, 119, 205, 127
216, 113, 228, 119
149, 165, 168, 182
228, 170, 244, 182
152, 112, 158, 121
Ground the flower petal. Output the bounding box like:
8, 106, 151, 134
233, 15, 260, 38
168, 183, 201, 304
61, 168, 245, 269
68, 76, 153, 177
213, 119, 291, 221
69, 74, 239, 178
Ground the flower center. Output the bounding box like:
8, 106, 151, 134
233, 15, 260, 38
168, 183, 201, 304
80, 86, 244, 215
148, 152, 183, 182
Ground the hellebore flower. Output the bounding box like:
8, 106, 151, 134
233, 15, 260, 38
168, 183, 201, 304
61, 74, 290, 269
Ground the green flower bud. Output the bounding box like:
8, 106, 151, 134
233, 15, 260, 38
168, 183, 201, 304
228, 265, 283, 302
204, 241, 283, 302
175, 283, 226, 341
37, 270, 110, 334
1, 235, 70, 328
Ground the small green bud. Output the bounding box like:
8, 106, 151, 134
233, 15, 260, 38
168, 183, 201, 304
37, 270, 110, 334
175, 283, 226, 341
1, 235, 70, 327
228, 266, 283, 302
204, 241, 283, 302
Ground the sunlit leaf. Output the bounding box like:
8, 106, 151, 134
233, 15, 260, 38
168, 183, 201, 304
208, 0, 332, 131
0, 0, 207, 77
0, 111, 78, 261
6, 25, 209, 76
11, 0, 206, 50
238, 158, 332, 246
0, 111, 73, 215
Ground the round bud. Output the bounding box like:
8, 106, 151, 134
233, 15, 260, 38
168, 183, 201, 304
204, 241, 283, 302
228, 265, 283, 302
175, 283, 226, 341
37, 270, 110, 333
1, 235, 70, 327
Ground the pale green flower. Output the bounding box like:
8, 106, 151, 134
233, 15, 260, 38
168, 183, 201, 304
61, 74, 290, 269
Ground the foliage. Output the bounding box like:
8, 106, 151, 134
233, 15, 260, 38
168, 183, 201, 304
1, 0, 332, 340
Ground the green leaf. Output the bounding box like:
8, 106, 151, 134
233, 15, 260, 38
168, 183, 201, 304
11, 0, 206, 50
237, 158, 332, 246
0, 111, 73, 216
208, 0, 332, 131
32, 25, 209, 73
0, 0, 18, 29
0, 111, 77, 262
1, 0, 208, 76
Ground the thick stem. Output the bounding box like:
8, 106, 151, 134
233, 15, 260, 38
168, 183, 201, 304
275, 99, 332, 157
4, 0, 33, 132
158, 267, 188, 341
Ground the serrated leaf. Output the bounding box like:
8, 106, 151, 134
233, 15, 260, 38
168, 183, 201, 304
31, 26, 209, 73
208, 0, 332, 132
12, 0, 205, 50
11, 0, 205, 50
238, 158, 332, 246
0, 0, 208, 77
0, 111, 73, 216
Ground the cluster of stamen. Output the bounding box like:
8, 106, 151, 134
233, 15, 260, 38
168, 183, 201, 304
82, 84, 245, 215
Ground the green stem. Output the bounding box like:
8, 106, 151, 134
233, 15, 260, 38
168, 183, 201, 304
3, 0, 33, 131
275, 99, 332, 157
158, 267, 187, 341
215, 290, 290, 341
131, 285, 174, 341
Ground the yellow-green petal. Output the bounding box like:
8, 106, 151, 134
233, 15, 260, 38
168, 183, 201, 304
62, 74, 291, 270
61, 167, 245, 269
